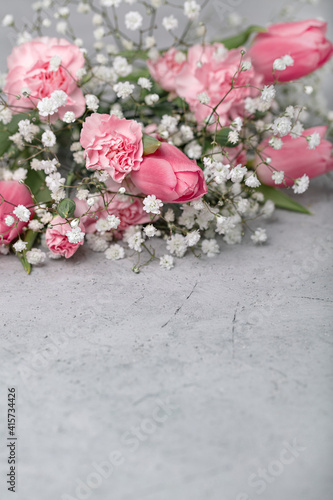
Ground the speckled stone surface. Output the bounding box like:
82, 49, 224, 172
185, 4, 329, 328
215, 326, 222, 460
0, 176, 332, 500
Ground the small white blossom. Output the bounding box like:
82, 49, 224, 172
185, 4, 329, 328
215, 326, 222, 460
76, 189, 89, 201
12, 168, 27, 182
272, 116, 292, 137
49, 55, 61, 71
251, 228, 267, 244
273, 58, 287, 71
13, 204, 31, 222
13, 240, 28, 252
110, 103, 124, 119
66, 226, 85, 243
56, 21, 67, 35
282, 55, 294, 67
162, 15, 178, 31
28, 219, 44, 231
164, 209, 175, 223
41, 130, 56, 147
304, 85, 313, 95
86, 234, 109, 252
127, 231, 144, 252
105, 244, 125, 260
307, 132, 321, 150
143, 195, 163, 215
144, 225, 157, 238
186, 230, 200, 247
269, 137, 283, 150
201, 239, 220, 257
113, 82, 135, 99
215, 216, 235, 235
261, 85, 276, 103
138, 77, 152, 90
2, 14, 14, 27
125, 11, 143, 30
228, 130, 239, 144
5, 215, 15, 227
0, 106, 13, 125
230, 164, 247, 183
242, 61, 252, 71
85, 94, 99, 112
197, 92, 210, 105
292, 174, 310, 194
184, 1, 201, 20
77, 2, 91, 13
63, 111, 76, 123
159, 255, 174, 270
113, 56, 132, 77
245, 173, 261, 188
26, 248, 46, 265
145, 94, 159, 106
145, 36, 156, 49
272, 170, 285, 185
261, 200, 275, 219
93, 27, 105, 40
166, 234, 187, 258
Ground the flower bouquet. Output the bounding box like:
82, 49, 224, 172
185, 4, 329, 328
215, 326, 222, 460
0, 0, 332, 273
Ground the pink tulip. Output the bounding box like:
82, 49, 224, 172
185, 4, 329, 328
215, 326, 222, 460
255, 126, 333, 186
0, 180, 34, 245
131, 143, 207, 203
249, 20, 333, 84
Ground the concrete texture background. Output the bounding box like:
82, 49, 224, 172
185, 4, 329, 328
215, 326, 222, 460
0, 1, 333, 499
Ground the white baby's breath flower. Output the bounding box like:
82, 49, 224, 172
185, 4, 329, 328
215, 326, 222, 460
113, 82, 135, 99
41, 130, 56, 147
251, 228, 267, 244
269, 137, 283, 150
273, 58, 287, 71
184, 1, 201, 20
272, 116, 292, 137
5, 215, 15, 227
105, 244, 125, 260
201, 239, 220, 257
85, 94, 99, 112
13, 205, 31, 222
13, 240, 28, 253
138, 77, 152, 90
26, 248, 46, 265
113, 56, 132, 77
292, 174, 309, 194
63, 111, 76, 123
197, 92, 210, 105
49, 55, 61, 71
145, 94, 159, 106
66, 226, 85, 243
307, 132, 321, 150
125, 11, 143, 31
159, 255, 174, 270
162, 15, 178, 31
143, 225, 157, 238
272, 170, 285, 185
261, 85, 275, 103
245, 173, 261, 188
2, 14, 14, 27
143, 195, 163, 215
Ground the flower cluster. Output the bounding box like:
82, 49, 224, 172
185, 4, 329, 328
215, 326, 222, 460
0, 2, 332, 273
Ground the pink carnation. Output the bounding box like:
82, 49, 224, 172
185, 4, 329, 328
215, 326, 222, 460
46, 215, 85, 258
174, 43, 262, 127
147, 48, 186, 93
74, 178, 150, 237
0, 181, 34, 246
80, 114, 143, 183
4, 37, 86, 120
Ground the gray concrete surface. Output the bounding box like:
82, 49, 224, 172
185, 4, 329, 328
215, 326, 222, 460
1, 1, 333, 499
0, 175, 333, 500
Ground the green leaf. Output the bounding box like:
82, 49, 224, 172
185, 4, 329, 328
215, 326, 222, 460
218, 25, 267, 50
142, 134, 161, 156
16, 229, 39, 275
0, 112, 38, 157
215, 128, 239, 147
25, 169, 51, 203
258, 184, 312, 215
118, 50, 148, 60
57, 198, 76, 219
